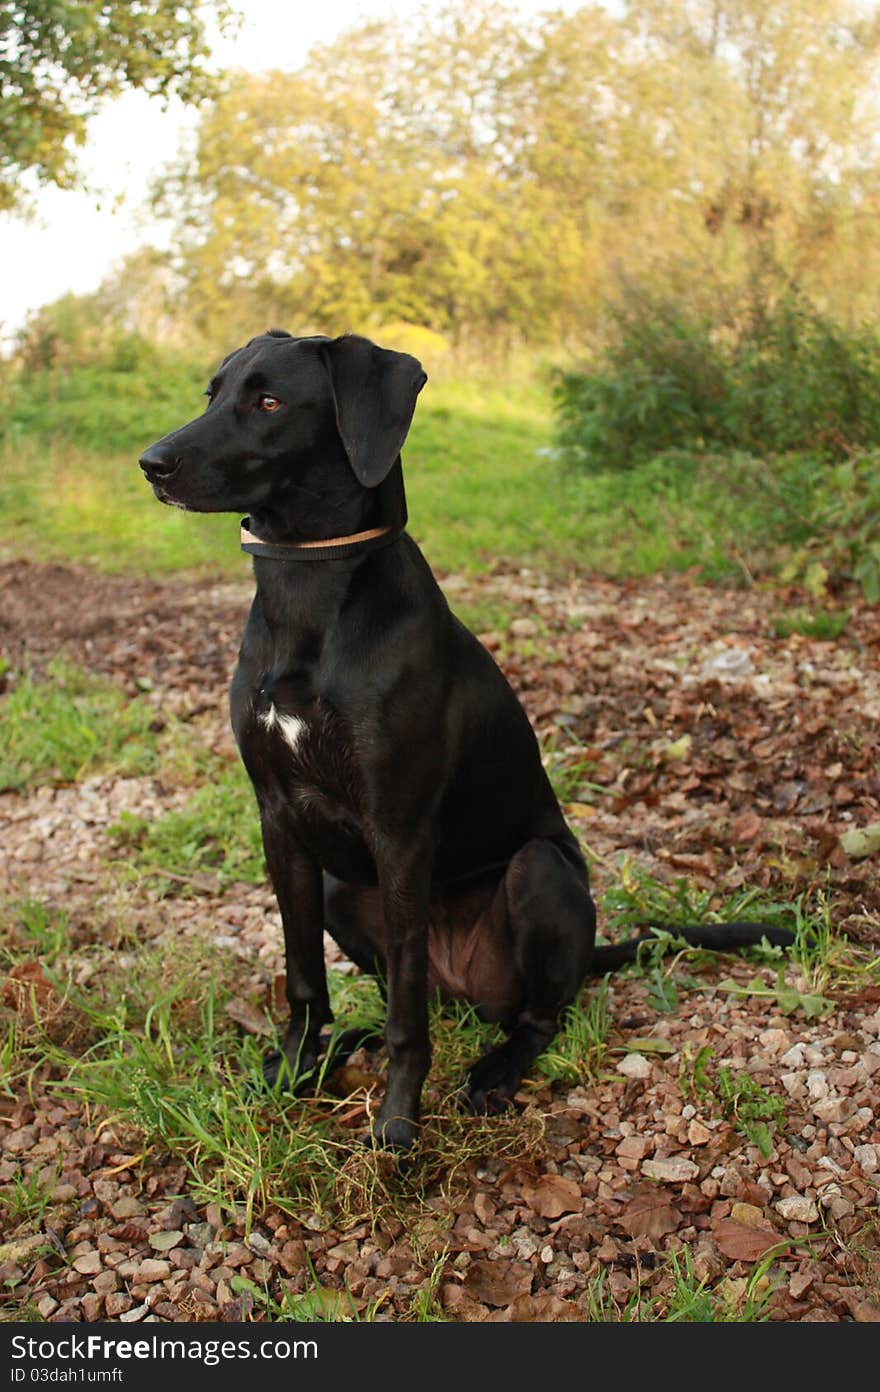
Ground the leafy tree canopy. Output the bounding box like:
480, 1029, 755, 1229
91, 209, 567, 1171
0, 0, 234, 211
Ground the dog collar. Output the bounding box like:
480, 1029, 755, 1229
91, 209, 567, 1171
240, 519, 402, 562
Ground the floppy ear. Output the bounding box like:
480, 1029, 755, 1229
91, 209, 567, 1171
321, 335, 427, 487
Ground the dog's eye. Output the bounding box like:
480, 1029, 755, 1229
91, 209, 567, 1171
259, 395, 282, 412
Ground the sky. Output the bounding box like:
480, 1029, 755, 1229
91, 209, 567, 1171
0, 0, 585, 341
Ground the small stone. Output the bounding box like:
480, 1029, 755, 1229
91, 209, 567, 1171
540, 1245, 554, 1264
687, 1119, 712, 1146
80, 1293, 103, 1322
758, 1029, 790, 1056
616, 1135, 651, 1161
73, 1252, 102, 1276
138, 1259, 171, 1282
617, 1053, 652, 1080
149, 1230, 184, 1252
641, 1156, 700, 1183
104, 1293, 133, 1317
854, 1144, 879, 1174
813, 1097, 856, 1125
110, 1197, 146, 1220
730, 1202, 765, 1228
790, 1271, 814, 1299
278, 1240, 306, 1275
185, 1222, 212, 1250
775, 1196, 819, 1223
780, 1044, 806, 1068
326, 1240, 360, 1262
52, 1183, 79, 1203
224, 1243, 254, 1267
92, 1271, 119, 1295
36, 1295, 59, 1318
119, 1300, 151, 1323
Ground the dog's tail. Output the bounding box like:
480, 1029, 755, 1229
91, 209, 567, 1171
590, 922, 795, 973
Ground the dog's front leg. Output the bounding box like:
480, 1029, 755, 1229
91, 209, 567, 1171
369, 830, 433, 1151
259, 813, 331, 1089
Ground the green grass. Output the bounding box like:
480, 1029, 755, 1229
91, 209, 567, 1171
584, 1247, 777, 1322
772, 607, 850, 640
0, 661, 159, 791
107, 762, 265, 890
1, 362, 863, 585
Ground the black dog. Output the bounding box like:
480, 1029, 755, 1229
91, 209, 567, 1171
140, 331, 791, 1150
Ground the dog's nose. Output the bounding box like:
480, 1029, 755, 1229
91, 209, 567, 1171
139, 446, 182, 481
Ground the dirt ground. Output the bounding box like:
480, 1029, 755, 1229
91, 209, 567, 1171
1, 557, 879, 1323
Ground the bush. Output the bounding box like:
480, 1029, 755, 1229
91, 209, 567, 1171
554, 292, 880, 470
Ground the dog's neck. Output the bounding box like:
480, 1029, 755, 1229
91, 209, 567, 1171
241, 519, 400, 563
243, 454, 408, 549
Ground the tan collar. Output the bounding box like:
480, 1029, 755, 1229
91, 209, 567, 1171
240, 518, 400, 562
240, 522, 391, 550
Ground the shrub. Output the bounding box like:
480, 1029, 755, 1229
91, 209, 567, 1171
554, 292, 880, 470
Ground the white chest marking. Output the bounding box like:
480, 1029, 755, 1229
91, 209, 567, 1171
259, 702, 306, 754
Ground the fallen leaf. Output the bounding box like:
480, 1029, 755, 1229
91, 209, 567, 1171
503, 1294, 581, 1321
840, 823, 880, 860
620, 1037, 677, 1055
224, 998, 272, 1035
711, 1218, 784, 1262
463, 1259, 533, 1307
619, 1184, 681, 1241
661, 733, 692, 762
328, 1065, 376, 1096
2, 961, 54, 1011
731, 812, 763, 843
522, 1173, 583, 1218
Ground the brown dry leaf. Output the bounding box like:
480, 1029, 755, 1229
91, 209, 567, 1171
522, 1173, 582, 1218
3, 961, 54, 1012
619, 1184, 681, 1241
502, 1294, 581, 1322
711, 1218, 784, 1262
224, 997, 272, 1036
328, 1065, 376, 1096
731, 811, 764, 843
463, 1259, 533, 1307
439, 1284, 489, 1321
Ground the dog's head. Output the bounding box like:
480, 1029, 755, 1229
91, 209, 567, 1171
139, 332, 426, 531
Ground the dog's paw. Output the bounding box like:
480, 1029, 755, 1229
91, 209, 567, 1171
259, 1048, 315, 1093
461, 1053, 521, 1115
361, 1111, 418, 1153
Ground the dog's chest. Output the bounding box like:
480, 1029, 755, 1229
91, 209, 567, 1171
241, 670, 361, 813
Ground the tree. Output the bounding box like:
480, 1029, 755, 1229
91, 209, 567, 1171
145, 0, 880, 350
0, 0, 234, 211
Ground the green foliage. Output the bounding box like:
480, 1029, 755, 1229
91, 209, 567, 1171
0, 1, 232, 211
772, 608, 850, 641
535, 979, 610, 1083
555, 293, 880, 470
9, 899, 69, 964
141, 0, 880, 348
680, 1045, 786, 1159
0, 662, 157, 791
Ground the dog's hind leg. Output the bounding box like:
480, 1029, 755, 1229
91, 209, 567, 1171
462, 839, 597, 1114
